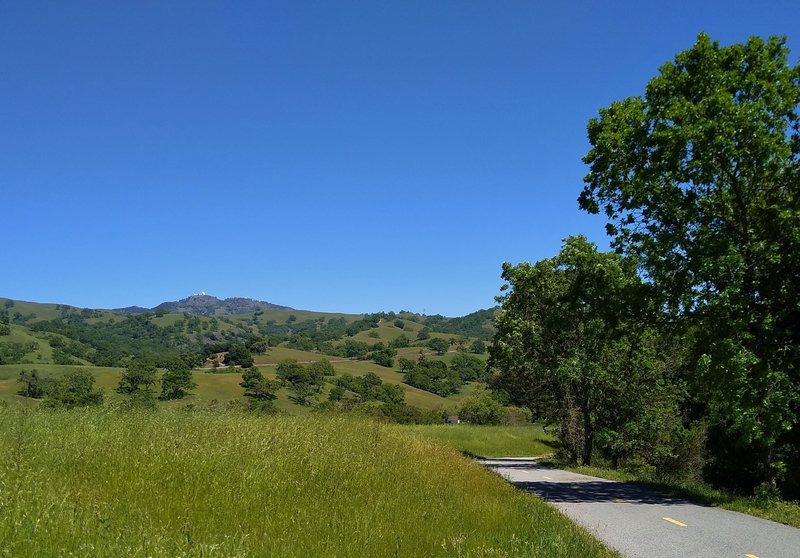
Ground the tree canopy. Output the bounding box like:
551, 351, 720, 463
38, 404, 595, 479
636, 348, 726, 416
490, 236, 686, 467
579, 33, 800, 487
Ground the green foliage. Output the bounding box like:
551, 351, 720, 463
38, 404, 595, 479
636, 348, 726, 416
223, 343, 254, 368
469, 339, 486, 354
159, 359, 196, 400
454, 388, 533, 426
239, 367, 278, 410
248, 339, 268, 353
29, 313, 187, 367
276, 359, 323, 405
0, 340, 39, 364
389, 334, 410, 348
351, 402, 443, 424
340, 339, 371, 358
334, 372, 405, 405
403, 357, 463, 397
416, 327, 430, 341
328, 384, 346, 401
370, 346, 397, 368
117, 358, 157, 407
52, 348, 79, 365
307, 359, 336, 377
424, 309, 497, 340
393, 319, 405, 329
490, 236, 687, 468
457, 388, 505, 425
426, 337, 449, 355
449, 352, 487, 382
0, 316, 10, 336
579, 33, 800, 492
17, 369, 53, 399
44, 369, 103, 408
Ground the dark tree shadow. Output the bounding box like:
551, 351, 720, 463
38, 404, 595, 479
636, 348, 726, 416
480, 460, 702, 507
510, 480, 691, 505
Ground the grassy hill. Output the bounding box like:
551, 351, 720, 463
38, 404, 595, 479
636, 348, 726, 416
0, 357, 482, 413
0, 297, 497, 417
0, 406, 614, 557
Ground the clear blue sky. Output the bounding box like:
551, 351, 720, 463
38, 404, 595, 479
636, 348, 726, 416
2, 1, 797, 315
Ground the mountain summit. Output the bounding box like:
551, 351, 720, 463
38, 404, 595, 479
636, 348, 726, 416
113, 294, 291, 315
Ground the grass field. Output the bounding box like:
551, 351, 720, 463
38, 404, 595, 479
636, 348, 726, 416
405, 424, 558, 457
0, 356, 480, 413
0, 407, 615, 557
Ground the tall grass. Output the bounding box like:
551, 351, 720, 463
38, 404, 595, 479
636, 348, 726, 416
0, 407, 614, 557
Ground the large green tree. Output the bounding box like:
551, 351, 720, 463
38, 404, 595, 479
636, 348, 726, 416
240, 367, 278, 411
579, 34, 800, 487
276, 359, 323, 405
159, 358, 197, 401
117, 358, 158, 406
46, 368, 103, 408
490, 236, 685, 467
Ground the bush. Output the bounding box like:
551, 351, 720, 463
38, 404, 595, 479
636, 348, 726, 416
308, 359, 336, 377
334, 372, 405, 405
458, 389, 505, 424
240, 367, 278, 409
470, 340, 486, 354
45, 369, 103, 408
17, 369, 54, 399
371, 347, 397, 368
427, 338, 449, 355
449, 352, 486, 381
224, 343, 254, 368
403, 357, 462, 396
160, 359, 197, 400
389, 334, 410, 349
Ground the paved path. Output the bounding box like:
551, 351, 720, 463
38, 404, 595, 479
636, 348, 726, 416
480, 457, 800, 558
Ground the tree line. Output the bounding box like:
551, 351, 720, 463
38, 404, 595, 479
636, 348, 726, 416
489, 34, 800, 499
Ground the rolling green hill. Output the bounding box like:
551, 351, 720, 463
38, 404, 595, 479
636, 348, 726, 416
1, 296, 496, 416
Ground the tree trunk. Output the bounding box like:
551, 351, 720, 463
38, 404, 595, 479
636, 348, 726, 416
582, 406, 593, 466
762, 445, 776, 486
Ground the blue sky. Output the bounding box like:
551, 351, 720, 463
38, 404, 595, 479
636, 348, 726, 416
2, 1, 798, 315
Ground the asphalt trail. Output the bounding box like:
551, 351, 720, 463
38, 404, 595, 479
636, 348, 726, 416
480, 457, 800, 558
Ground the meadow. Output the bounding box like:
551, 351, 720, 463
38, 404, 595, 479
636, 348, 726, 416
404, 424, 558, 458
0, 406, 615, 557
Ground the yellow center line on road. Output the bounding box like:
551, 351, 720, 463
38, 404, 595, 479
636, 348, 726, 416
745, 554, 760, 558
542, 476, 553, 480
662, 517, 687, 527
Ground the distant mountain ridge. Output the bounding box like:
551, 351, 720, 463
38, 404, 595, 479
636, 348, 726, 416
113, 294, 292, 315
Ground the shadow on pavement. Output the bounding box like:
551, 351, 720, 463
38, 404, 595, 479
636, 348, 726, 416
510, 479, 691, 505
482, 462, 556, 470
